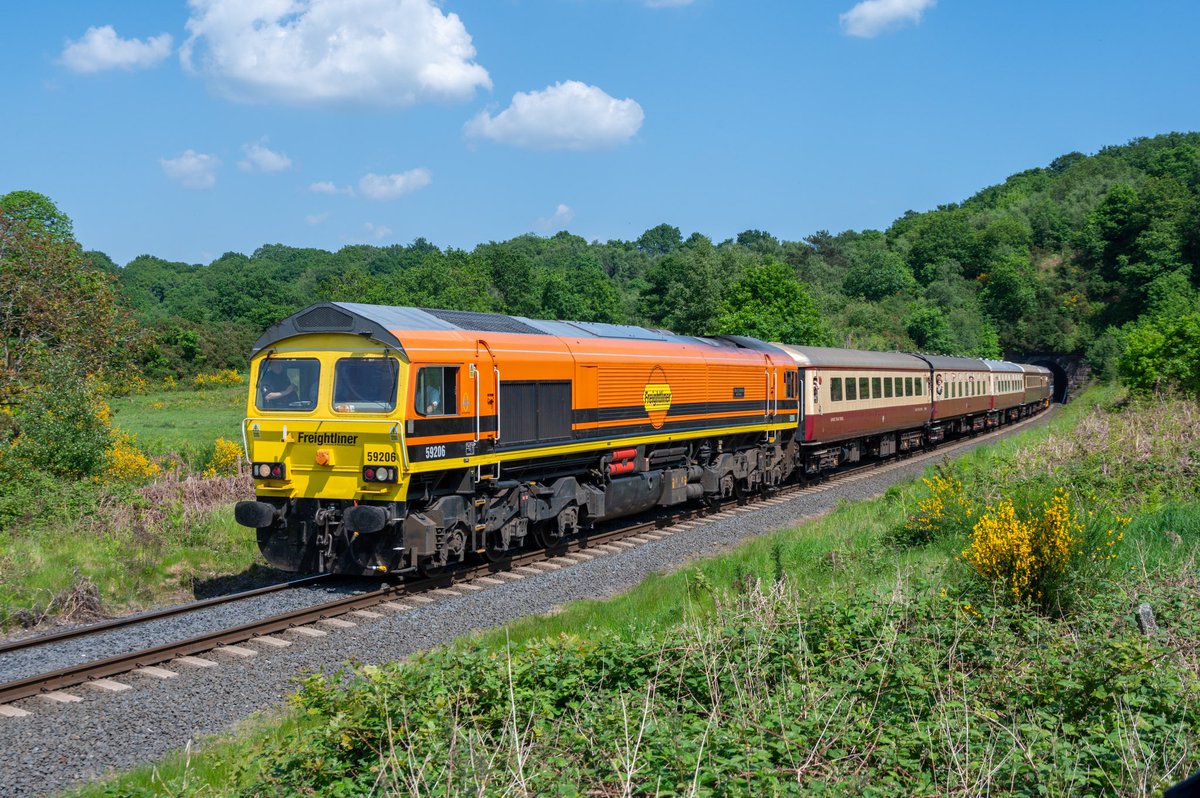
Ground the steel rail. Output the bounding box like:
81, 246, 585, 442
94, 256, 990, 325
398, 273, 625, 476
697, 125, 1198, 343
0, 408, 1052, 708
0, 575, 334, 657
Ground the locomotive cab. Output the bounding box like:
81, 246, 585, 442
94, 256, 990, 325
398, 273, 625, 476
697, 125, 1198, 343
235, 331, 417, 575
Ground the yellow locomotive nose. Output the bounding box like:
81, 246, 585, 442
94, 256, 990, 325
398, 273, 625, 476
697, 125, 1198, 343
315, 449, 334, 466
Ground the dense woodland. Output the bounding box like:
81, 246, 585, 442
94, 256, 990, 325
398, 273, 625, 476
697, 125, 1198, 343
3, 131, 1200, 411
103, 132, 1200, 389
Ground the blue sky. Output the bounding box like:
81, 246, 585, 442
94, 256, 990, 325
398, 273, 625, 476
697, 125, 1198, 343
3, 0, 1199, 265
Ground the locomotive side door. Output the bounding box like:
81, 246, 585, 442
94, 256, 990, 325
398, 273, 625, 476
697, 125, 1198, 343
473, 339, 500, 461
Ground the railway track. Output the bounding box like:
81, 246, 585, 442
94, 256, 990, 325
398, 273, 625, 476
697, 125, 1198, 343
0, 409, 1051, 715
0, 574, 333, 658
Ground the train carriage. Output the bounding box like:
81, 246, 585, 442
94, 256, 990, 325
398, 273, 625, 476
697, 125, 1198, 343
986, 359, 1026, 422
1021, 363, 1053, 407
773, 346, 932, 470
922, 354, 992, 438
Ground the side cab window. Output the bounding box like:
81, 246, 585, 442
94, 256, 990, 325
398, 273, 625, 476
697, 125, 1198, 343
415, 366, 459, 416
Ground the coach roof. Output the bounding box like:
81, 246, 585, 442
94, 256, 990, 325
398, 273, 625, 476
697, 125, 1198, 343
983, 358, 1025, 373
915, 354, 990, 371
773, 344, 927, 370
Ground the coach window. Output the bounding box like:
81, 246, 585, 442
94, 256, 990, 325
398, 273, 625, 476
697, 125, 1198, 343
858, 377, 870, 400
413, 366, 459, 416
871, 377, 882, 399
830, 377, 843, 402
883, 377, 893, 399
845, 377, 857, 401
915, 377, 923, 396
903, 376, 912, 396
333, 357, 399, 413
256, 358, 320, 412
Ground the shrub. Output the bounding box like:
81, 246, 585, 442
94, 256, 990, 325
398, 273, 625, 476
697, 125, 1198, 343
961, 488, 1127, 611
192, 369, 244, 389
203, 437, 244, 478
7, 363, 113, 479
104, 431, 161, 483
893, 467, 974, 546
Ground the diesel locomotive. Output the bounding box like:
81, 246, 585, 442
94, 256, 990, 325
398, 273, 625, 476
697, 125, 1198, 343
234, 303, 1051, 575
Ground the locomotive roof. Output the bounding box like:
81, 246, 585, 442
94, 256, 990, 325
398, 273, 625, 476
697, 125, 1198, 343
252, 302, 774, 356
772, 344, 927, 369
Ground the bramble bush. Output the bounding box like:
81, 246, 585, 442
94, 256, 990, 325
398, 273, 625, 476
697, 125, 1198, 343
238, 577, 1200, 797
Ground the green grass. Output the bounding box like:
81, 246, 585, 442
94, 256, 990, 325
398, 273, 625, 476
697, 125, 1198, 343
0, 501, 259, 625
489, 387, 1115, 647
109, 384, 246, 466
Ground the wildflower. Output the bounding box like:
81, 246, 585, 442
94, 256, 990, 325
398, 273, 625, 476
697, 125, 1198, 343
105, 431, 161, 482
203, 437, 245, 478
962, 488, 1081, 606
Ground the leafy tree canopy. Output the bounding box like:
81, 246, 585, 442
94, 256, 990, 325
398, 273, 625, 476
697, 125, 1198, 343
717, 260, 830, 346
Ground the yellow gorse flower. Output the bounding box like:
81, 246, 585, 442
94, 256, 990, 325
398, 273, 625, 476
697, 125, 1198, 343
105, 431, 161, 482
193, 369, 245, 388
907, 472, 974, 540
203, 436, 245, 478
962, 488, 1081, 604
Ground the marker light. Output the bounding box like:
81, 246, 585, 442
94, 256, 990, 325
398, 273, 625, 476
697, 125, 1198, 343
253, 462, 286, 480
362, 465, 397, 483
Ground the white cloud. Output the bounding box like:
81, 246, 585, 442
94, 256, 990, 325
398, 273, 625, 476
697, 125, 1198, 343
238, 141, 292, 172
465, 81, 644, 151
536, 204, 575, 231
180, 0, 491, 108
358, 169, 433, 201
363, 222, 393, 240
309, 180, 354, 196
61, 26, 173, 73
840, 0, 936, 38
160, 150, 221, 189
305, 212, 330, 225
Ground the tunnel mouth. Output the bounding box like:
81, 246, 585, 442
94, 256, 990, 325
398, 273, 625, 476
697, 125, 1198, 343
1027, 358, 1070, 403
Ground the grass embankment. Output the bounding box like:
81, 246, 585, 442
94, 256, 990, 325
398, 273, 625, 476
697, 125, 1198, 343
76, 387, 1200, 796
0, 384, 258, 629
109, 383, 246, 468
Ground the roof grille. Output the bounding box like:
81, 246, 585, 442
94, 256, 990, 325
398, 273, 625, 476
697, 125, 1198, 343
296, 306, 354, 330
420, 308, 543, 335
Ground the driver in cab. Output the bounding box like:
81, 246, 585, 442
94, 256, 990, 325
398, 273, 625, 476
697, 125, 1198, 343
261, 360, 297, 407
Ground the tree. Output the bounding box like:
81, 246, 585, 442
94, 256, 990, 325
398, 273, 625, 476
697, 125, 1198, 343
0, 207, 129, 404
843, 232, 916, 300
906, 307, 956, 354
980, 254, 1036, 322
1119, 312, 1200, 396
0, 190, 74, 243
735, 229, 781, 257
635, 224, 682, 256
640, 237, 722, 336
716, 260, 829, 345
